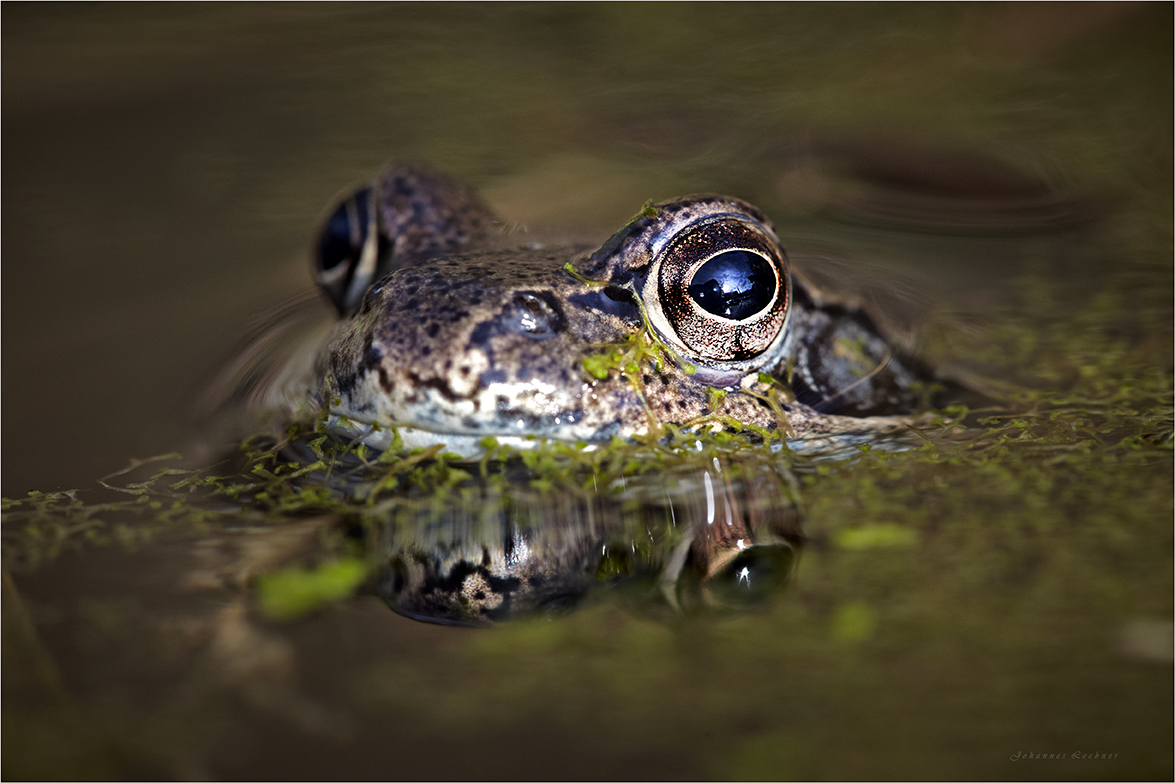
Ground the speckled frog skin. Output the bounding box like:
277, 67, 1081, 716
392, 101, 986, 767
311, 164, 940, 457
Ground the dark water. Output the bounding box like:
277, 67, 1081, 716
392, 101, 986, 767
4, 5, 1172, 779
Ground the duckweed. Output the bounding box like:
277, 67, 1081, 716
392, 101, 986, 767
255, 558, 369, 621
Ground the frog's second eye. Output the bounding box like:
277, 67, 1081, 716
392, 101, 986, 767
652, 216, 791, 368
314, 187, 379, 314
317, 187, 371, 274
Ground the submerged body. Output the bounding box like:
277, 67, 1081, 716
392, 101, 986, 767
311, 164, 942, 458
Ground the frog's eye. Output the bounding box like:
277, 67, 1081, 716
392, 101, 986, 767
314, 186, 382, 315
649, 215, 791, 369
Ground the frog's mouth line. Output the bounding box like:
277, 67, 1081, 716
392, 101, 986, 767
324, 410, 925, 462
324, 412, 594, 459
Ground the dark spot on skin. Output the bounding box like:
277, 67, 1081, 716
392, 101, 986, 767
333, 366, 358, 396
426, 323, 440, 338
421, 346, 431, 356
594, 420, 623, 440
377, 367, 393, 393
604, 285, 632, 302
407, 372, 466, 402
359, 335, 382, 371
334, 336, 385, 396
468, 321, 493, 348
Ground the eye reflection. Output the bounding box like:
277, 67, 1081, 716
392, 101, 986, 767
687, 250, 776, 320
704, 544, 796, 609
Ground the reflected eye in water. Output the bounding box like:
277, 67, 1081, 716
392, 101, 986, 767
702, 543, 796, 610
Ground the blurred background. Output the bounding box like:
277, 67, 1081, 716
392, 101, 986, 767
4, 2, 1170, 495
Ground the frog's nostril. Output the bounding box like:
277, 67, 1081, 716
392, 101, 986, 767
509, 291, 567, 337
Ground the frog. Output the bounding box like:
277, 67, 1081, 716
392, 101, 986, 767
310, 163, 951, 460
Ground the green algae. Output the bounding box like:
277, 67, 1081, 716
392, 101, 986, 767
255, 557, 369, 621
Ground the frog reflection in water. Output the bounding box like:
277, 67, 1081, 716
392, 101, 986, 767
370, 468, 803, 626
305, 163, 954, 625
314, 164, 945, 457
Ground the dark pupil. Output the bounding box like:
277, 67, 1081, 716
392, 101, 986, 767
686, 250, 776, 320
318, 187, 372, 272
